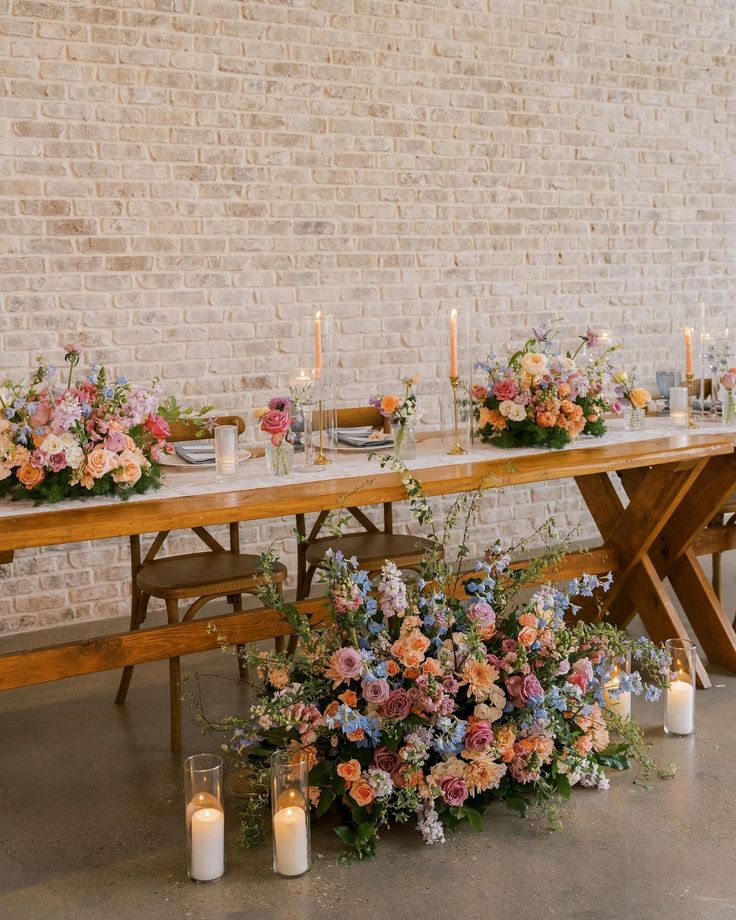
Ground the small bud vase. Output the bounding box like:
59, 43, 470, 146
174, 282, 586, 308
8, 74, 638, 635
624, 406, 645, 431
266, 440, 294, 477
722, 388, 736, 427
392, 423, 416, 460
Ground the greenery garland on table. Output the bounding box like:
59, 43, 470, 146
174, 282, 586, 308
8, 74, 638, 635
0, 345, 211, 505
197, 464, 674, 859
474, 326, 618, 450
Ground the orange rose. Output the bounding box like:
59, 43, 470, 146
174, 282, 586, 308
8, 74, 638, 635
380, 394, 400, 415
112, 458, 142, 486
630, 387, 650, 409
518, 613, 537, 628
336, 759, 361, 783
386, 660, 400, 677
349, 780, 375, 807
338, 690, 358, 707
17, 461, 45, 490
404, 666, 420, 680
517, 626, 538, 647
535, 410, 557, 428
346, 729, 365, 742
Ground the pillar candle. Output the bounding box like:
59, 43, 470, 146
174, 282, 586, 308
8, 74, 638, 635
684, 327, 693, 376
273, 806, 309, 877
449, 309, 458, 378
604, 678, 631, 720
666, 679, 694, 735
190, 807, 225, 882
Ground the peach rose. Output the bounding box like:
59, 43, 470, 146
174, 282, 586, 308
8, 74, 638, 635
535, 410, 557, 428
336, 759, 362, 783
630, 387, 650, 409
112, 457, 142, 486
86, 447, 117, 480
517, 626, 538, 648
17, 461, 45, 490
380, 394, 401, 415
349, 780, 375, 807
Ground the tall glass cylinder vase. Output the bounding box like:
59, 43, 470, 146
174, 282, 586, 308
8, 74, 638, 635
271, 750, 311, 878
664, 638, 696, 737
304, 312, 336, 458
184, 754, 225, 883
444, 308, 471, 454
603, 650, 631, 720
215, 425, 238, 479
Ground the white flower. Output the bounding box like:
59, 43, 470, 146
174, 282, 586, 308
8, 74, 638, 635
520, 351, 548, 377
499, 401, 526, 422
40, 433, 65, 456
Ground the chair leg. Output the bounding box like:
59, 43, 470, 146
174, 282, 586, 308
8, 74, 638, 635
165, 598, 182, 753
232, 593, 248, 680
115, 592, 150, 705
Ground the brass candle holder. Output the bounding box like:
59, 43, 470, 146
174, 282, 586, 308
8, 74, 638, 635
447, 376, 467, 456
314, 399, 331, 465
685, 373, 698, 429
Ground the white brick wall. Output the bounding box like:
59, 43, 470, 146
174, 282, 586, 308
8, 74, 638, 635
1, 0, 734, 634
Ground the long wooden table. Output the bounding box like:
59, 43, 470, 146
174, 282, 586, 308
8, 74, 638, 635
1, 423, 736, 694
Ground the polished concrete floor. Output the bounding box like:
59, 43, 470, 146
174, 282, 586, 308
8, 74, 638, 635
2, 592, 736, 920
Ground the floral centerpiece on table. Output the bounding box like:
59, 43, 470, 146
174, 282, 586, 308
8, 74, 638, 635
255, 397, 293, 476
200, 471, 672, 858
611, 372, 651, 413
0, 345, 208, 504
474, 328, 616, 450
718, 368, 736, 425
369, 374, 420, 458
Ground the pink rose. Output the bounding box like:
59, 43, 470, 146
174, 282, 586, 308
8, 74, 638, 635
506, 673, 544, 708
260, 408, 291, 445
29, 449, 46, 469
567, 657, 593, 694
468, 601, 496, 628
472, 384, 488, 402
380, 688, 412, 720
721, 372, 736, 391
501, 638, 518, 655
373, 747, 400, 776
29, 401, 52, 428
333, 647, 363, 681
464, 720, 494, 754
362, 678, 390, 704
48, 451, 68, 472
440, 777, 469, 807
144, 414, 170, 441
493, 378, 518, 401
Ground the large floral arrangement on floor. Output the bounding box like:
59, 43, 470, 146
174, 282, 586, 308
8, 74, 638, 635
202, 474, 672, 858
0, 345, 209, 504
474, 327, 617, 450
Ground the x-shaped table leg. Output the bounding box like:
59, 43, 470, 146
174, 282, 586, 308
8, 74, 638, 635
576, 459, 715, 687
613, 455, 736, 678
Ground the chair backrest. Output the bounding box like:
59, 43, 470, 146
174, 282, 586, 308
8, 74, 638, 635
310, 405, 390, 433
167, 415, 246, 443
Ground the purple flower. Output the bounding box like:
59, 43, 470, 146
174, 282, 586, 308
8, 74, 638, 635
268, 396, 292, 413
380, 688, 412, 720
361, 678, 390, 704
440, 777, 469, 807
584, 327, 599, 349
468, 601, 496, 629
506, 673, 544, 708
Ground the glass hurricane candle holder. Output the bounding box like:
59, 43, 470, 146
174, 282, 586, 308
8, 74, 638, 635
184, 754, 225, 883
304, 312, 336, 460
603, 650, 631, 720
664, 638, 696, 736
446, 308, 470, 455
271, 750, 311, 878
214, 425, 239, 479
669, 387, 689, 427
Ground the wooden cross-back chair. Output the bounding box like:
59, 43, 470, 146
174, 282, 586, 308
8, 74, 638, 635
114, 415, 287, 752
709, 494, 736, 620
295, 406, 438, 602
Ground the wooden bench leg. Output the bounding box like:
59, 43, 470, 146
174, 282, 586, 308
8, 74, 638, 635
166, 598, 182, 753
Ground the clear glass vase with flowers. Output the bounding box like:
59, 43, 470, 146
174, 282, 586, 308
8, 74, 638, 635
255, 398, 294, 476
369, 374, 420, 460
612, 371, 651, 431
719, 368, 736, 427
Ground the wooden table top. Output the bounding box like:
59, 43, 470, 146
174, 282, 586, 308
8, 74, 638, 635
1, 420, 733, 554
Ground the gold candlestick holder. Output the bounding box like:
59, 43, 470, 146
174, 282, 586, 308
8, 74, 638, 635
314, 399, 331, 465
447, 376, 467, 456
685, 373, 698, 428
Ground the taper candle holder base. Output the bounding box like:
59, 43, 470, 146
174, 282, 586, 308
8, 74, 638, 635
447, 376, 467, 456
685, 373, 698, 428
314, 399, 332, 465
